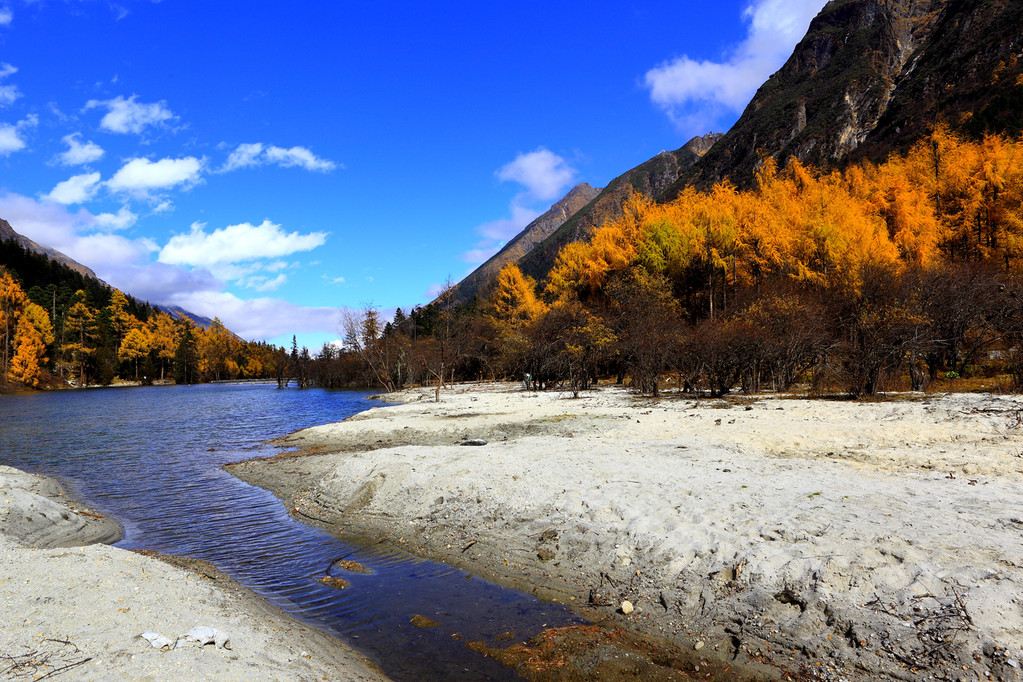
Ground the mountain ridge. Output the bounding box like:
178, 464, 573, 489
668, 0, 1023, 195
0, 218, 100, 281
461, 0, 1023, 298
448, 182, 601, 305
0, 218, 217, 331
510, 133, 722, 286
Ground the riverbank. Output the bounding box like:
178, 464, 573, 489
0, 465, 388, 681
231, 382, 1023, 681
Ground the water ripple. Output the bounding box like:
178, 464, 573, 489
0, 383, 584, 681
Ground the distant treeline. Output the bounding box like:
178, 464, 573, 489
314, 127, 1023, 397
9, 125, 1023, 396
0, 238, 288, 388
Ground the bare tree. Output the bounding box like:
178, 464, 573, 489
339, 305, 397, 392
607, 270, 683, 396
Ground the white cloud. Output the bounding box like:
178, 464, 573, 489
0, 114, 36, 156
221, 143, 263, 171
264, 145, 337, 172
0, 193, 156, 286
0, 8, 12, 26
106, 156, 204, 195
45, 172, 102, 205
67, 231, 159, 274
84, 94, 175, 134
0, 123, 24, 155
57, 133, 105, 166
425, 282, 447, 300
162, 290, 341, 341
220, 142, 337, 173
0, 192, 337, 343
644, 0, 827, 134
461, 204, 542, 265
460, 247, 496, 265
110, 262, 221, 304
0, 62, 20, 107
249, 273, 288, 291
93, 205, 138, 230
460, 149, 575, 265
496, 148, 576, 202
477, 202, 542, 243
159, 220, 327, 269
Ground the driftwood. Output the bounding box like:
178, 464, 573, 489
1, 637, 91, 680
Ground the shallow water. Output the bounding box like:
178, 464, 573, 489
0, 383, 584, 680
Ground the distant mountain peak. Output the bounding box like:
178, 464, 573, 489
154, 304, 217, 331
446, 182, 602, 305
1, 217, 217, 331
0, 218, 100, 281
667, 0, 1023, 195
515, 132, 723, 283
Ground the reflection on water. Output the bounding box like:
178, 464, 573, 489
0, 383, 583, 680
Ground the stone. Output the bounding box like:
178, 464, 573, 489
139, 631, 173, 650
317, 575, 351, 590
410, 614, 440, 628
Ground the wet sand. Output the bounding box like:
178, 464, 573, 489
231, 382, 1023, 681
0, 465, 388, 681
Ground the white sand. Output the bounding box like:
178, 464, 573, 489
0, 466, 388, 681
234, 383, 1023, 681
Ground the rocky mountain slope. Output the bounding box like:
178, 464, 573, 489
667, 0, 1023, 195
517, 133, 721, 284
0, 218, 99, 280
453, 0, 1023, 300
448, 183, 601, 305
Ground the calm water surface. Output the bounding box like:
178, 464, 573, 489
0, 383, 584, 680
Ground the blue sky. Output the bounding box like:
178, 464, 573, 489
0, 0, 826, 351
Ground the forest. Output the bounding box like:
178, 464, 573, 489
326, 126, 1023, 398
0, 240, 292, 389
4, 126, 1023, 396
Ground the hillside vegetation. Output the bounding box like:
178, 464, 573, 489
329, 127, 1023, 398
0, 238, 288, 389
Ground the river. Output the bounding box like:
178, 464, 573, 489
0, 382, 584, 680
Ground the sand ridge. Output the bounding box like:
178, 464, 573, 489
233, 382, 1023, 681
0, 466, 388, 680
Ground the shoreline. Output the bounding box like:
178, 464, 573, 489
230, 381, 1023, 681
0, 464, 388, 681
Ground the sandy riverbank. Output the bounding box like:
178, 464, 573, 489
0, 465, 388, 681
230, 382, 1023, 681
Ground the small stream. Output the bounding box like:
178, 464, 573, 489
0, 383, 585, 680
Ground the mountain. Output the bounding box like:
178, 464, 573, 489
444, 134, 719, 305
1, 218, 216, 330
517, 133, 721, 283
666, 0, 1023, 196
458, 0, 1023, 296
154, 304, 217, 330
0, 218, 100, 280
448, 183, 601, 305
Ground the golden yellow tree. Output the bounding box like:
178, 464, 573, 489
0, 270, 27, 380
197, 317, 236, 381
105, 289, 140, 348
119, 326, 151, 381
62, 291, 97, 386
8, 303, 49, 387
488, 264, 547, 325
147, 311, 178, 381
